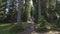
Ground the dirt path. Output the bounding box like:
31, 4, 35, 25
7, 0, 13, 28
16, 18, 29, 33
17, 30, 60, 34
17, 24, 34, 34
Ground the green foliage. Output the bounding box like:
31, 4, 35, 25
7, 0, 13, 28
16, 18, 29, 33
49, 0, 56, 9
38, 16, 45, 23
36, 16, 48, 31
36, 23, 47, 31
36, 16, 53, 31
0, 0, 17, 23
0, 23, 16, 34
52, 2, 60, 28
0, 0, 6, 21
10, 22, 28, 33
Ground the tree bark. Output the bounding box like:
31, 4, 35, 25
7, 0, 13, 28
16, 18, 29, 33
25, 0, 32, 22
38, 0, 41, 17
38, 0, 41, 19
15, 0, 23, 24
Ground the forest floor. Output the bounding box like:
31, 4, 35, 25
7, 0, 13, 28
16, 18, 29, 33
17, 30, 60, 34
17, 31, 60, 34
17, 23, 60, 34
0, 23, 16, 34
0, 23, 60, 34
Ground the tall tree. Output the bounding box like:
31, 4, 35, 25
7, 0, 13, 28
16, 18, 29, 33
0, 0, 6, 22
37, 0, 41, 22
15, 0, 23, 24
32, 0, 38, 23
38, 0, 41, 17
25, 0, 32, 22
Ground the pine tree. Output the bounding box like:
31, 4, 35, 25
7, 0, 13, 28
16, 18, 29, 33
0, 0, 6, 21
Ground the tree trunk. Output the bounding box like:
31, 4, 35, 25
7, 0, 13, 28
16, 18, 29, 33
37, 0, 41, 21
32, 0, 38, 23
15, 0, 23, 24
25, 0, 32, 22
38, 0, 41, 17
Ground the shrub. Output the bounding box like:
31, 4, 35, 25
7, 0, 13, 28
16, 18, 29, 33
36, 16, 50, 31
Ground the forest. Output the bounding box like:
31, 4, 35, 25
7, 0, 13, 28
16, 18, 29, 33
0, 0, 60, 34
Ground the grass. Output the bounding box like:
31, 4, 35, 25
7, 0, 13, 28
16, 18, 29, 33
0, 22, 28, 34
0, 30, 16, 34
0, 23, 16, 34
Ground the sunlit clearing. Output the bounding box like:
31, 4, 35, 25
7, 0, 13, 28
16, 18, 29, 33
0, 24, 10, 26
